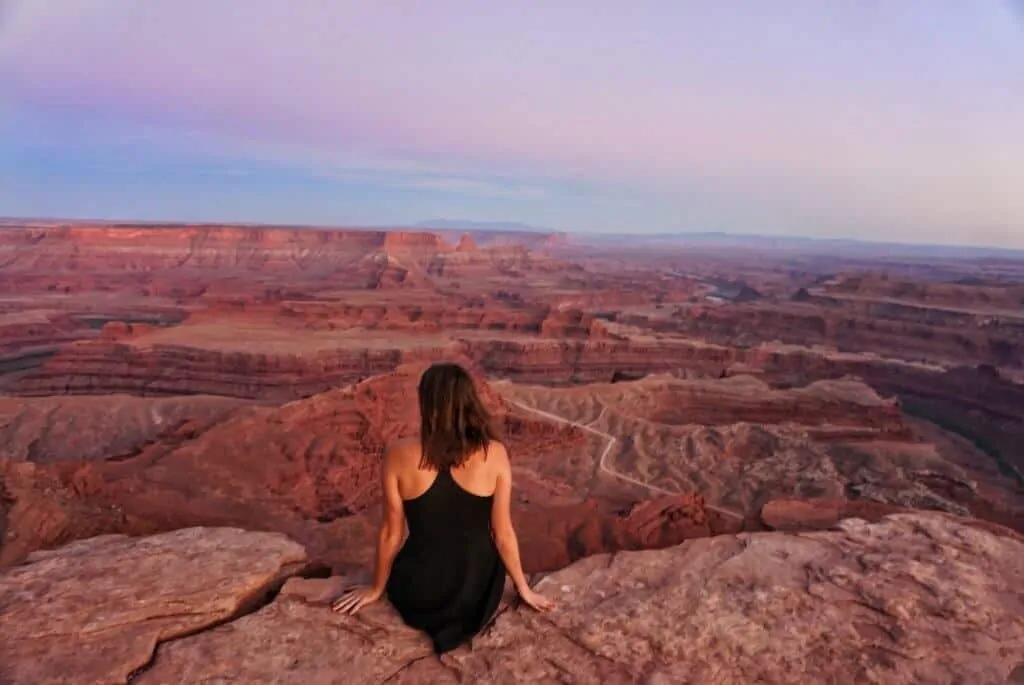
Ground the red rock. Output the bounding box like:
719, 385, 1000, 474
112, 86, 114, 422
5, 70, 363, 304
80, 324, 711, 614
0, 394, 247, 464
762, 497, 1024, 543
0, 527, 309, 685
762, 497, 904, 530
513, 494, 713, 573
1, 221, 1022, 622
454, 233, 477, 252
3, 356, 1021, 573
445, 512, 1024, 683
0, 459, 146, 566
0, 366, 593, 570
9, 512, 1022, 684
0, 224, 578, 302
0, 219, 1022, 680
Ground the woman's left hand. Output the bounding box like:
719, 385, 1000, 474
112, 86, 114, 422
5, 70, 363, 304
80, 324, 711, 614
330, 585, 384, 615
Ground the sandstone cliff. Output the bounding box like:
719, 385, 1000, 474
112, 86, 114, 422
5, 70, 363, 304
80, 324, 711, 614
2, 361, 1020, 571
0, 224, 576, 297
2, 512, 1022, 683
0, 364, 733, 573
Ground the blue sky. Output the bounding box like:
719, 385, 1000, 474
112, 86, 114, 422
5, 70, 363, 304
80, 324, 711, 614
1, 1, 1022, 247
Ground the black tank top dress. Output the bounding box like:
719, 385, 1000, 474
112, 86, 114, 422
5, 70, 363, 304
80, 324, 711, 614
385, 468, 507, 653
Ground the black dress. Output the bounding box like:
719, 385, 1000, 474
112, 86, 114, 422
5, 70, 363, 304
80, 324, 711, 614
386, 468, 507, 653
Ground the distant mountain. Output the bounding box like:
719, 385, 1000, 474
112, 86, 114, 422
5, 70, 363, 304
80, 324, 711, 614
579, 231, 1024, 259
412, 219, 554, 233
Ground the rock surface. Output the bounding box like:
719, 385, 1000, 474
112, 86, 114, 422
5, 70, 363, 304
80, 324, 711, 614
0, 394, 247, 463
3, 366, 718, 574
137, 577, 455, 685
443, 512, 1024, 684
761, 497, 1024, 542
2, 359, 1021, 573
500, 373, 1021, 527
2, 227, 1021, 520
2, 222, 1023, 682
5, 513, 1022, 684
0, 364, 720, 574
0, 527, 309, 685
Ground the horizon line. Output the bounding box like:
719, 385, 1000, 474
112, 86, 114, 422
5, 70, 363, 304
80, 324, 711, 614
1, 214, 1021, 257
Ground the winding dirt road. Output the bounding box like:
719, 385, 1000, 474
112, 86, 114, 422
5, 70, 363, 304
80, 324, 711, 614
508, 400, 680, 497
506, 398, 743, 523
509, 395, 745, 524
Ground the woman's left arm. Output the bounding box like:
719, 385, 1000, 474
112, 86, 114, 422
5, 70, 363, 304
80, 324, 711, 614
369, 445, 406, 593
332, 444, 406, 614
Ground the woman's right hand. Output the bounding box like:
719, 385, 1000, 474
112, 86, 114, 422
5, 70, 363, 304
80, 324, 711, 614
518, 585, 557, 612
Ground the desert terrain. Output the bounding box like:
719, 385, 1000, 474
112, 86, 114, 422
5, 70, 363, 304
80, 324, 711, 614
1, 221, 1023, 683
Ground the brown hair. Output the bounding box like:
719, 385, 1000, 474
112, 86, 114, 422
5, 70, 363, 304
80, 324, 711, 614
418, 362, 498, 470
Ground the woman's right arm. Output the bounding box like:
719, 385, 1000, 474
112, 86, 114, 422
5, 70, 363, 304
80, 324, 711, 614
490, 443, 556, 612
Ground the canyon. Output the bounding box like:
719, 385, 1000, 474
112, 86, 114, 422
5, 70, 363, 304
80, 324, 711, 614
1, 221, 1023, 683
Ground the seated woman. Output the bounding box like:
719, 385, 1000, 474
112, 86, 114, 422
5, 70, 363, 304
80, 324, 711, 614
331, 362, 555, 653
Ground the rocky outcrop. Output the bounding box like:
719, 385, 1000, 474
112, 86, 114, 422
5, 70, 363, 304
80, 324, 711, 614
277, 297, 574, 334
0, 365, 743, 573
0, 461, 718, 578
4, 512, 1022, 684
0, 333, 830, 398
0, 527, 309, 685
447, 511, 1024, 684
0, 224, 578, 299
1, 222, 1021, 681
465, 336, 734, 384
455, 233, 478, 252
0, 456, 179, 566
514, 494, 717, 573
0, 394, 247, 463
598, 374, 909, 437
0, 308, 604, 400
0, 339, 469, 399
617, 296, 1024, 369
0, 365, 593, 569
3, 327, 717, 399
0, 312, 97, 357
825, 272, 1024, 311
0, 319, 961, 399
140, 582, 450, 684
498, 373, 1006, 527
760, 497, 1024, 542
0, 225, 440, 277
3, 359, 1020, 570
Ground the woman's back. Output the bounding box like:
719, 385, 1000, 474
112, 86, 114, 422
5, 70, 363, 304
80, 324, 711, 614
397, 442, 497, 542
386, 440, 507, 653
396, 439, 499, 500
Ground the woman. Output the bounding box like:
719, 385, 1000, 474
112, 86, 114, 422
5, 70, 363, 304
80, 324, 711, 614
331, 362, 556, 653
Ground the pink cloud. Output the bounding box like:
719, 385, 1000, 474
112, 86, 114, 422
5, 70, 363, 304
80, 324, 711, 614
2, 0, 1023, 243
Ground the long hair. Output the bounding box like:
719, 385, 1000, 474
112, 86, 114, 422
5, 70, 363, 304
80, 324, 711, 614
418, 362, 498, 470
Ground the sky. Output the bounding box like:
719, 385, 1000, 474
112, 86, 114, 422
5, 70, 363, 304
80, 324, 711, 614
1, 1, 1023, 248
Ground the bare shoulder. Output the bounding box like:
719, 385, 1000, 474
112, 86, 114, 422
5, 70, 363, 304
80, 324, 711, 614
486, 440, 510, 469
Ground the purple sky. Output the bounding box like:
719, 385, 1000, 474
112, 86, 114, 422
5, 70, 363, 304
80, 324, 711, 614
1, 1, 1022, 247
